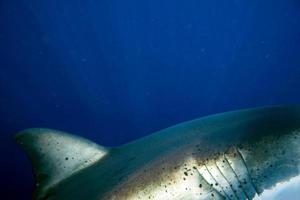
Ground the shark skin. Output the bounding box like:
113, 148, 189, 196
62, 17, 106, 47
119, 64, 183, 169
15, 105, 300, 200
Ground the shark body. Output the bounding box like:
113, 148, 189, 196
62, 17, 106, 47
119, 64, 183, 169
16, 105, 300, 200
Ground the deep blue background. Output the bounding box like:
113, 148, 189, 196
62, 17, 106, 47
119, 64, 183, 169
1, 0, 300, 199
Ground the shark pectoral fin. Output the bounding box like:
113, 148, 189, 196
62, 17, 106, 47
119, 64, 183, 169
15, 128, 109, 199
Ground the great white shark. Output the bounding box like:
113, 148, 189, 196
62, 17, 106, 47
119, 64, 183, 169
15, 105, 300, 200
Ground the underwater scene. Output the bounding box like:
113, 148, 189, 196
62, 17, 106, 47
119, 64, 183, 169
1, 0, 300, 199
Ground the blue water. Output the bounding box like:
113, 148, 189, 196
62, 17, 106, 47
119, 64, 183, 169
1, 0, 300, 199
